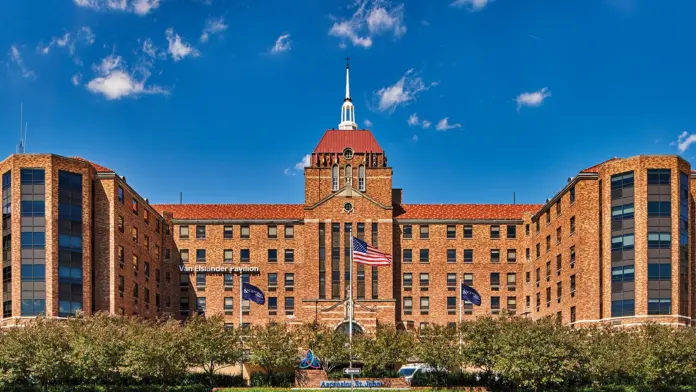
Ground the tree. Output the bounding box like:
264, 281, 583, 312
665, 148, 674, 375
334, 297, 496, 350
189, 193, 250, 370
296, 323, 349, 374
416, 324, 460, 371
21, 317, 72, 391
123, 318, 191, 392
460, 316, 504, 376
355, 323, 413, 373
183, 315, 243, 387
66, 313, 129, 391
247, 323, 299, 377
578, 325, 632, 386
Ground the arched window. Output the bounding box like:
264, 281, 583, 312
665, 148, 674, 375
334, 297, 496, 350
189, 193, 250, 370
345, 165, 352, 187
358, 165, 365, 191
331, 165, 339, 191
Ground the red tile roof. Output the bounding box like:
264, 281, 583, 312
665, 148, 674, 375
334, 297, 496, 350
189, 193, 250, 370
581, 157, 621, 173
72, 157, 114, 173
393, 204, 543, 220
313, 129, 383, 153
152, 204, 305, 220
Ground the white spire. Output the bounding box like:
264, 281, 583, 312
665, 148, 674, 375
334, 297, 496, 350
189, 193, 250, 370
338, 58, 358, 130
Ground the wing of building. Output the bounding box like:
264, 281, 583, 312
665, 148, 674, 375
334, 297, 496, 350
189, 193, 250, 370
0, 64, 693, 329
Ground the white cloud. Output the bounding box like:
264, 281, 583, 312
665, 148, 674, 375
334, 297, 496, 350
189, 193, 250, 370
200, 16, 228, 42
412, 134, 419, 142
374, 69, 436, 113
516, 87, 551, 110
675, 131, 696, 153
39, 27, 95, 56
165, 28, 199, 61
72, 72, 82, 86
422, 120, 431, 129
451, 0, 492, 11
283, 168, 296, 176
436, 117, 462, 131
407, 113, 419, 126
329, 0, 406, 49
363, 119, 373, 127
86, 54, 168, 100
74, 0, 159, 15
79, 27, 96, 45
7, 45, 35, 79
270, 33, 291, 54
294, 154, 311, 170
142, 39, 167, 60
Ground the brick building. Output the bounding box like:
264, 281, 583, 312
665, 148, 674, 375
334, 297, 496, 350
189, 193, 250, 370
0, 64, 693, 329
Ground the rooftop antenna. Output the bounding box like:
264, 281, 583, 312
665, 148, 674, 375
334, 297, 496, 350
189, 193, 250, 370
16, 103, 25, 154
180, 192, 183, 205
513, 192, 516, 205
24, 122, 28, 153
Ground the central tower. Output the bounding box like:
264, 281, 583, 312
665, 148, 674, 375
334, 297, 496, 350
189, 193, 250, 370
338, 58, 358, 130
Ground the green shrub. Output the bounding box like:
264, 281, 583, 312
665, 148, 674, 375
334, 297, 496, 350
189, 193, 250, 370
249, 372, 295, 387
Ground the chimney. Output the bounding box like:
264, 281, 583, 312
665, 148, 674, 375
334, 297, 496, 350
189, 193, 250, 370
392, 188, 402, 205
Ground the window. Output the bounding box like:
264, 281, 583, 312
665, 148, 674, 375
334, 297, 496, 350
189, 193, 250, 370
570, 216, 576, 234
464, 249, 473, 263
118, 246, 124, 267
268, 273, 278, 289
648, 232, 671, 249
570, 275, 576, 297
344, 165, 352, 186
224, 297, 234, 314
570, 246, 576, 268
447, 273, 457, 289
196, 249, 206, 263
507, 273, 516, 291
403, 249, 412, 263
224, 249, 233, 263
224, 273, 234, 288
165, 224, 170, 236
536, 293, 540, 312
268, 249, 278, 263
463, 225, 473, 239
526, 248, 530, 260
241, 249, 250, 263
546, 210, 551, 225
419, 225, 429, 239
403, 225, 412, 239
647, 169, 670, 185
117, 186, 124, 204
179, 225, 189, 239
447, 297, 457, 315
285, 225, 294, 239
241, 225, 250, 239
490, 273, 500, 291
546, 261, 551, 282
491, 296, 500, 314
132, 199, 138, 215
611, 265, 635, 282
569, 187, 576, 204
546, 235, 551, 251
284, 297, 295, 315
117, 215, 124, 233
144, 209, 149, 224
556, 201, 561, 216
490, 225, 500, 239
284, 249, 294, 263
331, 165, 339, 191
490, 249, 500, 263
612, 203, 635, 220
144, 262, 150, 280
648, 264, 671, 280
507, 297, 517, 314
464, 273, 473, 286
647, 201, 671, 217
535, 268, 540, 287
419, 273, 430, 289
419, 249, 429, 263
546, 287, 551, 307
143, 235, 149, 249
196, 273, 206, 287
196, 297, 206, 315
611, 299, 635, 317
556, 227, 561, 243
224, 225, 233, 239
132, 227, 138, 243
268, 225, 277, 239
20, 200, 45, 216
403, 297, 413, 314
557, 281, 562, 303
536, 243, 540, 258
358, 165, 365, 191
611, 234, 635, 251
420, 297, 430, 315
180, 249, 189, 263
403, 273, 412, 289
525, 224, 530, 236
507, 225, 516, 239
447, 225, 456, 239
506, 249, 516, 263
284, 273, 295, 289
268, 297, 278, 315
118, 275, 124, 295
525, 271, 530, 283
179, 274, 189, 288
648, 299, 671, 315
556, 255, 562, 276
195, 225, 206, 239
447, 249, 456, 263
132, 255, 139, 275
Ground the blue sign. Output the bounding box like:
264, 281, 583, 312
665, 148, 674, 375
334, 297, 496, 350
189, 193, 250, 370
242, 282, 265, 305
299, 349, 321, 369
320, 381, 383, 388
461, 283, 482, 306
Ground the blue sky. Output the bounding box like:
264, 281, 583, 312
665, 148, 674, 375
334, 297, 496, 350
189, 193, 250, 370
1, 0, 695, 205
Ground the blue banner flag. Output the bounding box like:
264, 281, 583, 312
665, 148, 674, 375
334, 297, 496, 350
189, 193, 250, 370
242, 282, 265, 305
461, 283, 482, 306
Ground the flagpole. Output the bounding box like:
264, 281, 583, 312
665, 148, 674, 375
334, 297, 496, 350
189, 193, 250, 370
239, 273, 244, 384
459, 274, 463, 348
349, 232, 354, 392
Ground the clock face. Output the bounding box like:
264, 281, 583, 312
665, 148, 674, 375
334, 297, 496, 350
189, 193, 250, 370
344, 202, 354, 213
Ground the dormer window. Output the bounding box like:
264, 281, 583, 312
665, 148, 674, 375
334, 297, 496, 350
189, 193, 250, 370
358, 165, 365, 191
332, 165, 339, 191
345, 165, 352, 187
343, 148, 354, 160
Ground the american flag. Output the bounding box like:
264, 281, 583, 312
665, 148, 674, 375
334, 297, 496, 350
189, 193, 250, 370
352, 237, 392, 266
